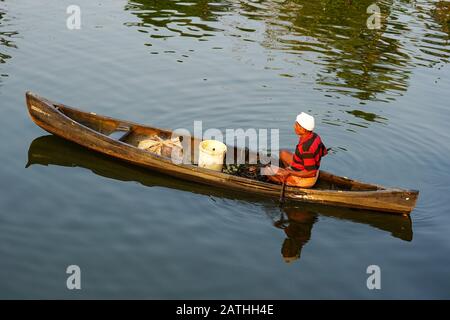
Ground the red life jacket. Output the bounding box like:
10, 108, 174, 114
291, 132, 327, 171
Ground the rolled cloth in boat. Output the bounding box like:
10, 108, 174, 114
138, 135, 183, 161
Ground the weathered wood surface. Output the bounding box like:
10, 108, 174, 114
25, 91, 419, 214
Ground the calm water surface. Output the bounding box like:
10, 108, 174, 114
1, 0, 450, 298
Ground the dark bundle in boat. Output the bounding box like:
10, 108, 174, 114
223, 163, 270, 182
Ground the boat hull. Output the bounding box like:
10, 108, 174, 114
25, 92, 419, 215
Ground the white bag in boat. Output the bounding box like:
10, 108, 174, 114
138, 135, 183, 161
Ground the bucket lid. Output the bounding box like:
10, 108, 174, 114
199, 139, 227, 155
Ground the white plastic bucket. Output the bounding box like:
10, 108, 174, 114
198, 140, 227, 172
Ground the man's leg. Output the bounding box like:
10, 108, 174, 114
279, 149, 293, 168
261, 165, 286, 184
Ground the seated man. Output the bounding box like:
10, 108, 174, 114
263, 112, 328, 188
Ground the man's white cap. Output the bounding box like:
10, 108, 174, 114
296, 112, 315, 131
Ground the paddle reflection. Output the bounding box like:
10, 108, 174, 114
26, 135, 413, 263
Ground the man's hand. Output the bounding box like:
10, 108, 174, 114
280, 168, 317, 179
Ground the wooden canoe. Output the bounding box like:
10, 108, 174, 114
25, 92, 419, 215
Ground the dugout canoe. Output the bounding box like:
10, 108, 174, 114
25, 92, 419, 215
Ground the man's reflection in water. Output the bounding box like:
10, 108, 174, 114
274, 207, 318, 263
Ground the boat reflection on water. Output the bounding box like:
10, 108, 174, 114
26, 135, 413, 263
269, 201, 414, 263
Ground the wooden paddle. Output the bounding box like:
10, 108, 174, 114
279, 174, 290, 206
279, 179, 287, 206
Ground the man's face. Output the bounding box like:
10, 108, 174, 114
294, 122, 304, 135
